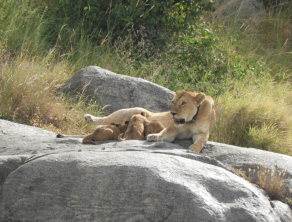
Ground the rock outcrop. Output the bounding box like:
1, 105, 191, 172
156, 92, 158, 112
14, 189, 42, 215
63, 66, 174, 113
1, 119, 292, 222
203, 142, 292, 195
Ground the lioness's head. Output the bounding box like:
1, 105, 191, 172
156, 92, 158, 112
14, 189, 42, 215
170, 90, 205, 126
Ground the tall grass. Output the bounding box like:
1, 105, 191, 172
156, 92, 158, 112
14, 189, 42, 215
211, 80, 292, 154
0, 0, 50, 56
206, 0, 292, 81
204, 1, 292, 155
0, 51, 102, 135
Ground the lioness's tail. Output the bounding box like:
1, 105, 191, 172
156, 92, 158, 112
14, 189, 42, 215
56, 134, 85, 138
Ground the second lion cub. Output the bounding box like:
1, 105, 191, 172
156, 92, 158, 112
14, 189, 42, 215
82, 124, 128, 144
118, 112, 164, 141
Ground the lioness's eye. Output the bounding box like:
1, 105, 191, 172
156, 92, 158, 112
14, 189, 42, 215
172, 100, 174, 104
181, 101, 186, 106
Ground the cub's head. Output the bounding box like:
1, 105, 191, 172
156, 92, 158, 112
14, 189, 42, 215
170, 90, 205, 126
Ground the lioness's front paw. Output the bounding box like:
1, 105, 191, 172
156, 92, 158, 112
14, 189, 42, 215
147, 134, 159, 142
84, 114, 94, 123
189, 144, 203, 154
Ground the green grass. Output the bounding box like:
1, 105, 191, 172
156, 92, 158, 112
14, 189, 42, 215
0, 0, 291, 155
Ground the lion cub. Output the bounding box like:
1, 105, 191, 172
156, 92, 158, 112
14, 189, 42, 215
118, 112, 164, 141
82, 124, 128, 144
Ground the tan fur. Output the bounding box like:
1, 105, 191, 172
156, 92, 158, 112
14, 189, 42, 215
144, 120, 165, 138
82, 124, 128, 144
84, 90, 215, 153
118, 112, 164, 141
118, 114, 148, 141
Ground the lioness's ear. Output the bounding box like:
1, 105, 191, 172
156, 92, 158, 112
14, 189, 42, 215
193, 93, 205, 105
175, 90, 185, 94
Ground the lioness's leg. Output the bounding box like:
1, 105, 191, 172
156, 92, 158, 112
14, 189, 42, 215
147, 127, 178, 143
84, 107, 151, 125
190, 133, 208, 153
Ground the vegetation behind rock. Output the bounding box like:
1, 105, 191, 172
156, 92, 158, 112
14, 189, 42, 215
0, 0, 291, 155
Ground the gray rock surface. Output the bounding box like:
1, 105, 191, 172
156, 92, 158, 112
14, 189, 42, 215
201, 142, 292, 206
63, 66, 174, 113
202, 142, 292, 178
1, 119, 292, 222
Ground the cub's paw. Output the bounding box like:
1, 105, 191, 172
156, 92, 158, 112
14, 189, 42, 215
84, 114, 94, 123
147, 134, 159, 142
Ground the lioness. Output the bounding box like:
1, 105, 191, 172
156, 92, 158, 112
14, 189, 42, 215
82, 124, 128, 144
84, 90, 215, 153
118, 112, 165, 141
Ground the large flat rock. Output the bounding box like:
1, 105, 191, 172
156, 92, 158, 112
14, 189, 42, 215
2, 151, 286, 222
1, 119, 292, 222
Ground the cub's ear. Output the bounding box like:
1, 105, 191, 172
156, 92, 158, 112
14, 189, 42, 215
141, 112, 148, 117
193, 93, 205, 105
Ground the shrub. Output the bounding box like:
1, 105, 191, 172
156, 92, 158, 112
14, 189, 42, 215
43, 0, 215, 45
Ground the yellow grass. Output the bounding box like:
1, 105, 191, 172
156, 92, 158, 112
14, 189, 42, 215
211, 80, 292, 155
0, 53, 98, 135
257, 167, 286, 201
233, 166, 290, 206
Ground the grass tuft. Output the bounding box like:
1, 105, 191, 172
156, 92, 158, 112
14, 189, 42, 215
233, 166, 290, 207
212, 80, 292, 154
257, 167, 286, 201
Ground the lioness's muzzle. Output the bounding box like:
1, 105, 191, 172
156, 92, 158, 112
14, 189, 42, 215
174, 119, 185, 124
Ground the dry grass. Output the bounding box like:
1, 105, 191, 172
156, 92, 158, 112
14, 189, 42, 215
256, 167, 286, 201
0, 53, 99, 135
232, 166, 290, 206
211, 80, 292, 155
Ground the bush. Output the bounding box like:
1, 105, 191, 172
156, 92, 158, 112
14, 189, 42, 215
44, 0, 215, 45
